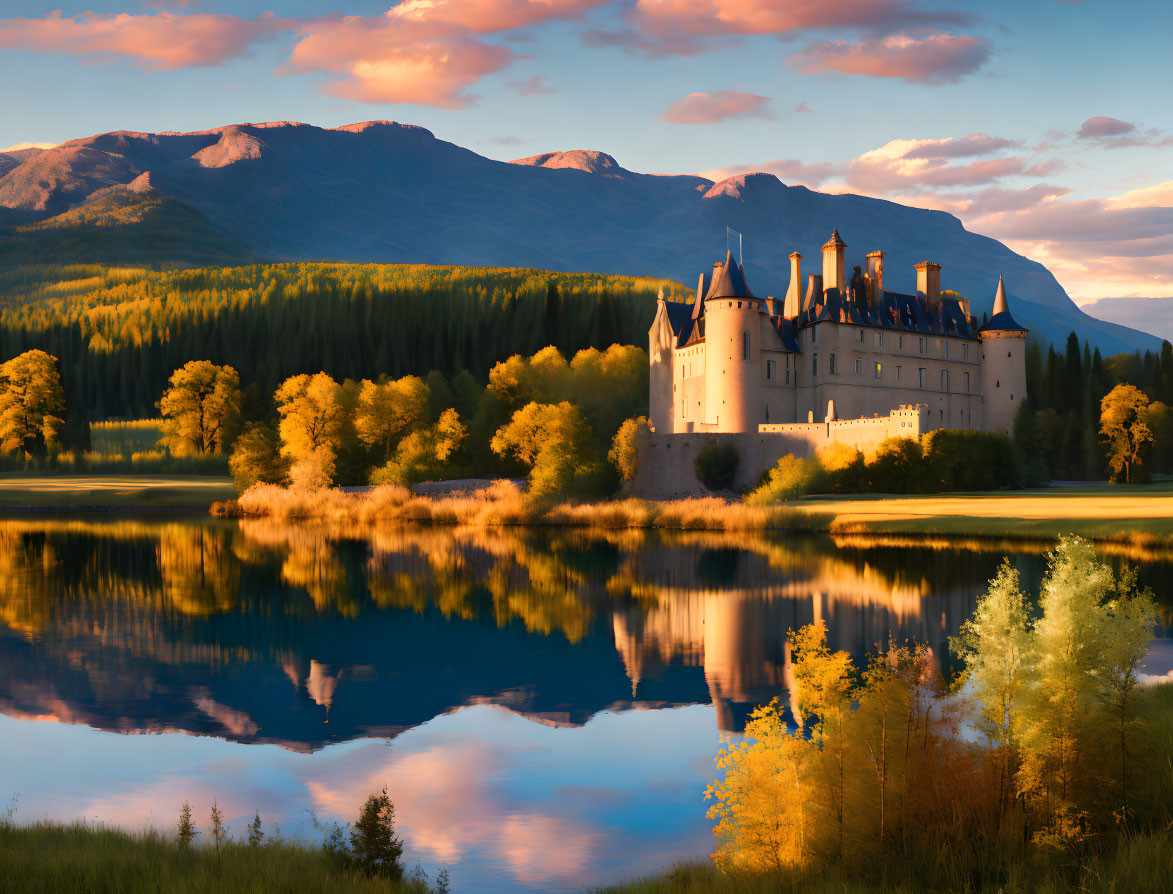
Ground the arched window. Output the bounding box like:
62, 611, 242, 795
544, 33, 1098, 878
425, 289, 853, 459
743, 330, 751, 360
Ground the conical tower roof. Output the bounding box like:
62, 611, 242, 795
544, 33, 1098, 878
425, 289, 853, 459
822, 228, 846, 250
704, 250, 755, 300
978, 274, 1028, 334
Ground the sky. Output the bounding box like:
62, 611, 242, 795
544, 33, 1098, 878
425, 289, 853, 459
0, 1, 1171, 310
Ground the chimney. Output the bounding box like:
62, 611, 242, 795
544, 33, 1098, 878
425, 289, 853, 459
804, 274, 824, 312
782, 251, 802, 318
865, 251, 885, 306
915, 261, 941, 306
821, 229, 846, 293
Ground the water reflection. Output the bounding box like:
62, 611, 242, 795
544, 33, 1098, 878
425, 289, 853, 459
2, 517, 1172, 892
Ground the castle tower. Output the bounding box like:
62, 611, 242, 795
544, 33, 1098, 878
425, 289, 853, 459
703, 250, 760, 432
821, 228, 846, 293
978, 275, 1029, 435
915, 261, 941, 305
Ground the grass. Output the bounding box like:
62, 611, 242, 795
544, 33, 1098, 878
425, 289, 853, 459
0, 474, 236, 509
594, 828, 1173, 893
219, 479, 1173, 549
0, 821, 438, 894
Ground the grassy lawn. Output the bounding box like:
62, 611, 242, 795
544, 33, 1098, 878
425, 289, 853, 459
0, 474, 236, 509
796, 481, 1173, 541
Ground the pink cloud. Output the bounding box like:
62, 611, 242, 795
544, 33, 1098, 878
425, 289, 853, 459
0, 11, 291, 69
789, 31, 991, 84
623, 0, 973, 55
794, 101, 811, 113
388, 0, 609, 33
506, 74, 556, 95
1077, 116, 1136, 139
699, 159, 838, 188
660, 90, 774, 125
902, 133, 1020, 160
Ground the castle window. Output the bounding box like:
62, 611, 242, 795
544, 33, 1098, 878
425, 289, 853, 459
738, 302, 742, 308
941, 370, 950, 391
963, 343, 969, 360
855, 358, 861, 375
812, 326, 818, 344
919, 368, 926, 387
874, 361, 883, 379
813, 353, 818, 377
830, 354, 838, 375
859, 329, 865, 343
899, 336, 904, 350
919, 338, 926, 354
767, 359, 776, 381
896, 365, 902, 381
964, 371, 970, 393
743, 330, 751, 360
682, 398, 687, 418
786, 368, 791, 384
876, 332, 883, 347
944, 340, 949, 358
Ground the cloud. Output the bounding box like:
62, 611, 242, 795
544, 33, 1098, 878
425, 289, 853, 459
794, 101, 811, 113
788, 30, 991, 84
699, 159, 839, 188
1077, 116, 1135, 139
488, 135, 526, 145
660, 90, 773, 125
0, 10, 291, 69
620, 0, 974, 56
902, 133, 1020, 160
506, 75, 556, 95
839, 137, 1031, 192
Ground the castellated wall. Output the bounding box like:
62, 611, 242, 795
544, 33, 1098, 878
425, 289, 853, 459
631, 406, 933, 498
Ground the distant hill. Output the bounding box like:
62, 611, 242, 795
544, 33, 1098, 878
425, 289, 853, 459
0, 184, 254, 268
0, 119, 1159, 353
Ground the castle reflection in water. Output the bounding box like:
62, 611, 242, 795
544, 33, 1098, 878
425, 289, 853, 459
1, 517, 1162, 748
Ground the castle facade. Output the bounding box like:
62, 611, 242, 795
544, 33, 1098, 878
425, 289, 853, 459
648, 229, 1028, 441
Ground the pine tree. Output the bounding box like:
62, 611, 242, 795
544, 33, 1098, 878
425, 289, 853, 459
248, 811, 265, 847
349, 787, 403, 879
177, 801, 197, 846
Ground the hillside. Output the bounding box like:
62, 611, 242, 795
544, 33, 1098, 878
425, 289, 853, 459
0, 119, 1158, 354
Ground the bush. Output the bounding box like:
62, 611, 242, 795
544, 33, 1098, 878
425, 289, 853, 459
745, 453, 823, 504
609, 416, 649, 484
694, 440, 740, 492
922, 428, 1022, 491
865, 437, 926, 493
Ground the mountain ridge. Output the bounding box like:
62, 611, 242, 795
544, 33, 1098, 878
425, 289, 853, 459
0, 119, 1158, 354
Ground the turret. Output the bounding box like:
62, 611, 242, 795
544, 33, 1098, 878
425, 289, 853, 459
821, 228, 846, 293
978, 275, 1029, 435
865, 250, 885, 305
703, 250, 760, 432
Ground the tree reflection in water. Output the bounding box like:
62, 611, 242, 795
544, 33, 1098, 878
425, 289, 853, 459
0, 517, 1169, 747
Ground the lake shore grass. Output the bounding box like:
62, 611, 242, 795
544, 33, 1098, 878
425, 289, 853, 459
0, 474, 236, 509
218, 479, 1173, 550
0, 821, 436, 893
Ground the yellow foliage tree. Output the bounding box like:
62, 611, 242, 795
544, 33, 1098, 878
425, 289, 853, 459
1100, 384, 1152, 483
490, 401, 602, 499
158, 360, 241, 456
0, 349, 65, 455
608, 416, 648, 483
274, 372, 345, 488
370, 408, 468, 485
354, 375, 430, 461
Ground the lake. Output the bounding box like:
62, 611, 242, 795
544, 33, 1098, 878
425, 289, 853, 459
2, 516, 1170, 892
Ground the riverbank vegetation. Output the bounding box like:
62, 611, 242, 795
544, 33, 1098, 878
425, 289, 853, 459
607, 537, 1172, 893
0, 788, 449, 894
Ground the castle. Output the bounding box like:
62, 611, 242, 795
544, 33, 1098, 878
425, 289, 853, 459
639, 229, 1029, 495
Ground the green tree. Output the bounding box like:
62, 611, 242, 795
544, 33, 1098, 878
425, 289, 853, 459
1100, 384, 1152, 483
158, 360, 241, 456
177, 801, 197, 846
248, 811, 265, 847
490, 401, 603, 499
0, 349, 65, 456
370, 408, 467, 485
951, 560, 1032, 824
349, 787, 403, 880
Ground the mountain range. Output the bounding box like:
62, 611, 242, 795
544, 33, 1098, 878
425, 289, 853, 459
0, 120, 1158, 354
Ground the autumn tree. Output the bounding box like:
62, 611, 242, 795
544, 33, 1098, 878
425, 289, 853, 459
370, 408, 467, 485
1100, 384, 1152, 483
705, 699, 815, 873
609, 415, 649, 483
228, 423, 287, 491
490, 401, 603, 499
158, 360, 242, 456
274, 372, 345, 488
0, 349, 65, 456
354, 375, 430, 461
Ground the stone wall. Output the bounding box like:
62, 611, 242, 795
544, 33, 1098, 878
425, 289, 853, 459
632, 406, 933, 498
